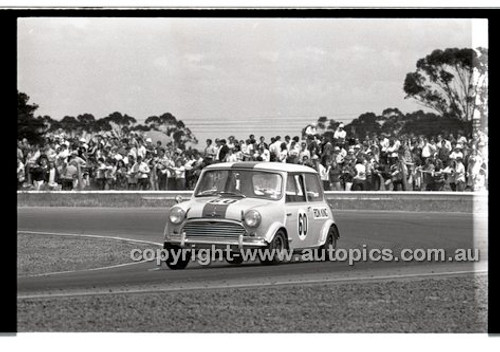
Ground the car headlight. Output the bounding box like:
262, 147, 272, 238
244, 210, 261, 228
169, 207, 186, 224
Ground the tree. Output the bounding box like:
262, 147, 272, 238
145, 112, 198, 150
345, 112, 381, 139
17, 91, 46, 145
403, 47, 488, 122
98, 112, 137, 138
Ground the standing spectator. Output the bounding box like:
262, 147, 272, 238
269, 136, 282, 162
172, 159, 186, 190
105, 159, 117, 190
134, 155, 151, 190
96, 157, 107, 190
420, 158, 435, 191
17, 157, 26, 189
46, 160, 60, 190
333, 123, 346, 144
365, 152, 376, 191
352, 157, 367, 191
126, 156, 138, 190
454, 157, 466, 192
449, 146, 464, 160
115, 159, 128, 190
204, 139, 216, 163
433, 159, 446, 191
278, 142, 288, 163
256, 145, 270, 162
60, 155, 79, 191
314, 156, 330, 191
328, 159, 343, 191
341, 159, 356, 191
298, 141, 311, 161
304, 123, 317, 138
217, 139, 230, 162
257, 136, 268, 150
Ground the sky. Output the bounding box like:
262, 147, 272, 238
17, 17, 488, 144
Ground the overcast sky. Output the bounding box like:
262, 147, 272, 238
17, 17, 487, 143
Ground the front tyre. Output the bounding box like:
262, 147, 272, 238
226, 252, 244, 265
163, 243, 191, 270
261, 230, 287, 265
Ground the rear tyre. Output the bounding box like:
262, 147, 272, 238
163, 243, 191, 270
261, 230, 287, 265
319, 226, 339, 261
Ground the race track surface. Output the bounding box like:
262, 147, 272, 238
17, 207, 487, 298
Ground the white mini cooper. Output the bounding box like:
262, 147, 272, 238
163, 161, 340, 269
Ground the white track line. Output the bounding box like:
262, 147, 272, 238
18, 269, 487, 300
18, 231, 161, 277
22, 260, 155, 278
18, 230, 162, 247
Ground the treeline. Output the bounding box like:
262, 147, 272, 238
17, 91, 198, 149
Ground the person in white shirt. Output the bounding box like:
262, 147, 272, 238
304, 123, 317, 137
352, 158, 367, 191
133, 155, 150, 190
257, 145, 270, 162
449, 146, 464, 160
172, 159, 186, 190
278, 142, 288, 163
298, 141, 310, 161
333, 123, 347, 142
454, 157, 466, 191
314, 156, 330, 190
269, 136, 282, 162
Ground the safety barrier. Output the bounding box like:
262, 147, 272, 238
17, 190, 487, 213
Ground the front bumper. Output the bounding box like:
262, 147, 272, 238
165, 232, 268, 250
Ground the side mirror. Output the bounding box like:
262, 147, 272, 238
175, 195, 183, 204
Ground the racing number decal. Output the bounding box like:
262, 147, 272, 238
208, 198, 237, 205
297, 211, 308, 239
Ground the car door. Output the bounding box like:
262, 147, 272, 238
303, 172, 329, 248
284, 173, 310, 250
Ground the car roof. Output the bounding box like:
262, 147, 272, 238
204, 161, 318, 174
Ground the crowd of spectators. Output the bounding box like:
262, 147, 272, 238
17, 123, 488, 192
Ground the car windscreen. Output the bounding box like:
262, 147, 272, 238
194, 170, 283, 200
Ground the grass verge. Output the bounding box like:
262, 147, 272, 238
17, 233, 151, 276
18, 274, 486, 332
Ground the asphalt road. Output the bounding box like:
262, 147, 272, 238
17, 207, 487, 297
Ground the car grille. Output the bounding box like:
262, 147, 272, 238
182, 221, 246, 237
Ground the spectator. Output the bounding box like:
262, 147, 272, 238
454, 157, 466, 192
278, 142, 288, 163
16, 128, 487, 193
269, 136, 282, 162
172, 159, 186, 190
352, 157, 366, 191
17, 157, 26, 189
133, 155, 150, 190
328, 159, 343, 191
217, 139, 230, 162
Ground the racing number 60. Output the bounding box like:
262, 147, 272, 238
298, 213, 308, 238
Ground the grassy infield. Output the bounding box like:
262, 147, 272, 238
17, 233, 487, 332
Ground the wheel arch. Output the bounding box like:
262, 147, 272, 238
319, 220, 340, 246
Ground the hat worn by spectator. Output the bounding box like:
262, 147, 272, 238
146, 138, 152, 143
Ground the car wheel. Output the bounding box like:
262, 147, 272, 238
261, 230, 287, 265
164, 244, 191, 270
226, 252, 244, 265
320, 226, 338, 260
